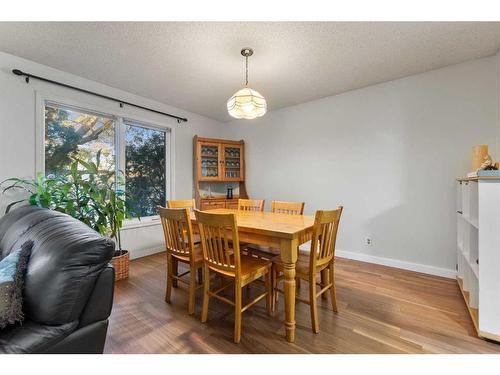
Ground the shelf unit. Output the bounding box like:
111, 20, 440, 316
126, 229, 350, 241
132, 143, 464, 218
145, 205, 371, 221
456, 176, 500, 342
194, 136, 248, 210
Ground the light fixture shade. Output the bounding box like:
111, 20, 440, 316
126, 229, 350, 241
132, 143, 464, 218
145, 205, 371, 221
227, 87, 267, 120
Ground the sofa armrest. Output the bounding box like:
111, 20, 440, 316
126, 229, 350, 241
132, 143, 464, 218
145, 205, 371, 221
78, 265, 115, 328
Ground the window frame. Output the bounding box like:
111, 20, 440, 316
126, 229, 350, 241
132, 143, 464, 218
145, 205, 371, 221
121, 118, 171, 223
36, 92, 175, 227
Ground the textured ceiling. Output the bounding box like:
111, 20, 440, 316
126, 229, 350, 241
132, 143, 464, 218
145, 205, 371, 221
1, 22, 500, 121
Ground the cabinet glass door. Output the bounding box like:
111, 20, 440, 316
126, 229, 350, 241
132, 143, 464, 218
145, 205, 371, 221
223, 144, 243, 181
199, 143, 221, 180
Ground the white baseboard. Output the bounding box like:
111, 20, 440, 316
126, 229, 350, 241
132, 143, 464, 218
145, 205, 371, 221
336, 249, 456, 279
129, 247, 165, 260
128, 246, 456, 279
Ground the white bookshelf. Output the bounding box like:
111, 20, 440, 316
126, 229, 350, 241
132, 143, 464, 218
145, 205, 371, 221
456, 177, 500, 342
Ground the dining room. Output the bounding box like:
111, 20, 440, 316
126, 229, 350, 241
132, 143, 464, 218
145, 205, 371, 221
2, 10, 500, 367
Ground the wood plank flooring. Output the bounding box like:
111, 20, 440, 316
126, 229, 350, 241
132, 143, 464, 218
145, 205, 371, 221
104, 252, 500, 353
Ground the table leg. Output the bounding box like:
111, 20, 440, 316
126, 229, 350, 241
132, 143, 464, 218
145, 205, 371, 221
281, 238, 298, 342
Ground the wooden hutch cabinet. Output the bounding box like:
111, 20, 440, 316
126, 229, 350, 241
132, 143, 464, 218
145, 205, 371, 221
194, 136, 248, 210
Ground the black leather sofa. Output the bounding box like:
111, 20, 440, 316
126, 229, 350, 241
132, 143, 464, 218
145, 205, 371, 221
0, 205, 115, 354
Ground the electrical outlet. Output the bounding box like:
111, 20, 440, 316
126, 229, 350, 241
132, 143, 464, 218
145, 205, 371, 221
365, 237, 372, 246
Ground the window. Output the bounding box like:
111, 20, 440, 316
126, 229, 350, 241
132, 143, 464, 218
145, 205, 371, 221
44, 101, 171, 219
125, 122, 167, 217
44, 102, 115, 178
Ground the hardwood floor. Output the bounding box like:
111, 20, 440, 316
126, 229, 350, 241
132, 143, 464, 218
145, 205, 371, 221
104, 252, 500, 353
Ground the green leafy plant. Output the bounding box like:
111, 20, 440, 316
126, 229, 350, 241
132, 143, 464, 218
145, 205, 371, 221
1, 150, 138, 253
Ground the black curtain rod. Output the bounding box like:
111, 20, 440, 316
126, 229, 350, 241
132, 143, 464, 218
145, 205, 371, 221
12, 69, 188, 124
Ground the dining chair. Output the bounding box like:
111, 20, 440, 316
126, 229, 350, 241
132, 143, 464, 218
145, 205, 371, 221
237, 198, 265, 212
167, 199, 196, 210
271, 206, 343, 333
195, 209, 272, 343
158, 206, 204, 315
245, 200, 305, 260
167, 199, 201, 242
271, 200, 305, 215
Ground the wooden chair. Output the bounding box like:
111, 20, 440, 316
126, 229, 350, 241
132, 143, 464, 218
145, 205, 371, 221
271, 200, 305, 215
195, 209, 272, 343
246, 200, 305, 259
167, 199, 196, 210
237, 199, 265, 212
272, 207, 343, 333
167, 199, 201, 244
158, 206, 203, 315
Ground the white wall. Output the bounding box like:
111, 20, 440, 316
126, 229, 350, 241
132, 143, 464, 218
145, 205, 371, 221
1, 50, 498, 275
222, 56, 498, 277
0, 51, 222, 259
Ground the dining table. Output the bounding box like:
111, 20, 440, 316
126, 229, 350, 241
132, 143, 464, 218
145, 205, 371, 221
190, 208, 315, 342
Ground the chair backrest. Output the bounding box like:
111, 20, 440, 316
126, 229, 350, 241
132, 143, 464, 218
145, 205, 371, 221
167, 199, 196, 210
309, 207, 343, 269
157, 206, 196, 264
271, 200, 305, 215
194, 210, 241, 276
237, 199, 265, 212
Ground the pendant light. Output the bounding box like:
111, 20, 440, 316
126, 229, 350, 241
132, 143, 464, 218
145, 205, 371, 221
227, 48, 267, 120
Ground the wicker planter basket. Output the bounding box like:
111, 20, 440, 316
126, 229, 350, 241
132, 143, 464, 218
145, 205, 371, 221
111, 250, 129, 281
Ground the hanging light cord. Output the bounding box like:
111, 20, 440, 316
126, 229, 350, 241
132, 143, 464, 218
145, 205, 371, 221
245, 54, 249, 86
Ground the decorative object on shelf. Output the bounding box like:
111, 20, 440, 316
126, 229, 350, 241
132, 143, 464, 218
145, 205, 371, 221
227, 48, 267, 120
478, 153, 494, 170
468, 169, 500, 178
227, 187, 233, 199
0, 151, 139, 281
472, 145, 489, 171
468, 144, 499, 177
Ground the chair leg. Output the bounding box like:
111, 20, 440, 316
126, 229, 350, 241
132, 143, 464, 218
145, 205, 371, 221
321, 269, 328, 300
197, 267, 203, 284
274, 268, 280, 304
201, 265, 210, 323
265, 270, 272, 316
271, 267, 276, 312
329, 262, 338, 313
309, 275, 319, 333
234, 281, 242, 343
165, 254, 173, 303
188, 266, 197, 315
172, 258, 179, 288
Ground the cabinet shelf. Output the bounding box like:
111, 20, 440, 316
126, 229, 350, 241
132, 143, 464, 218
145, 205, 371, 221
459, 244, 468, 259
462, 213, 479, 229
456, 177, 500, 343
470, 262, 479, 278
194, 136, 248, 210
457, 277, 479, 333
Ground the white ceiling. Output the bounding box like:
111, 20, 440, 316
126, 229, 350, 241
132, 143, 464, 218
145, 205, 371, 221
1, 22, 500, 122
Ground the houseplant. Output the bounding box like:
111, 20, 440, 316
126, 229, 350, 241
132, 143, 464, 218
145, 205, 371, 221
1, 151, 137, 280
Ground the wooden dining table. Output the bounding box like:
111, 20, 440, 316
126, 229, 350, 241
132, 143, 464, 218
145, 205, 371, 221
190, 208, 315, 342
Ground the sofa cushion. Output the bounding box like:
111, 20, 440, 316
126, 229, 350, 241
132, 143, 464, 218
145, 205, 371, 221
0, 206, 115, 325
0, 241, 32, 329
0, 205, 56, 259
0, 319, 78, 354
